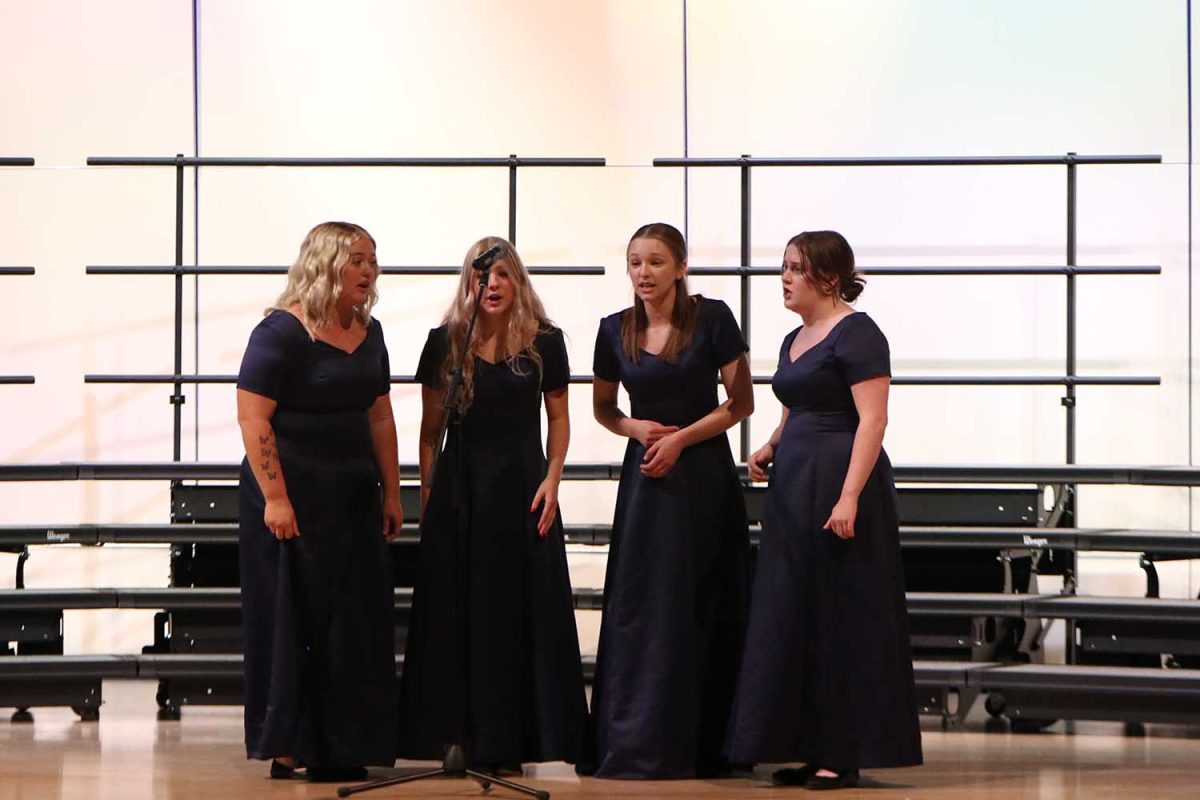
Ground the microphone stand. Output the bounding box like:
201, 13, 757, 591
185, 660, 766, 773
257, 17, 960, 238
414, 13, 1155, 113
339, 258, 549, 800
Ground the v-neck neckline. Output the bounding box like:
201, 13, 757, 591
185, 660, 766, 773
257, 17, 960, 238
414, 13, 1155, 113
787, 312, 857, 364
279, 310, 369, 356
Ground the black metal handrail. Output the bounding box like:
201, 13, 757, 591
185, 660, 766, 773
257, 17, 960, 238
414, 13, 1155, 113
0, 158, 34, 167
86, 265, 604, 276
85, 153, 608, 468
6, 522, 1200, 555
82, 372, 1161, 388
4, 461, 1200, 486
653, 154, 1162, 167
88, 156, 606, 168
654, 151, 1162, 466
689, 265, 1161, 276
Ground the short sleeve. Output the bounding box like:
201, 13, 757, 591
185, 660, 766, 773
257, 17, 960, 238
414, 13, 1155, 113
415, 327, 449, 389
704, 299, 749, 368
834, 314, 891, 385
538, 327, 570, 392
236, 313, 294, 400
376, 322, 392, 397
592, 315, 622, 382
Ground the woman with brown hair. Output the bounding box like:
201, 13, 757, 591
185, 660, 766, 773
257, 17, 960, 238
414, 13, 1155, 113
236, 221, 401, 782
585, 222, 754, 779
398, 236, 587, 771
725, 231, 922, 790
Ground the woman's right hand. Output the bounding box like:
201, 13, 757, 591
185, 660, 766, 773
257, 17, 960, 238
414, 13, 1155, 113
631, 419, 680, 447
747, 442, 776, 482
263, 497, 300, 540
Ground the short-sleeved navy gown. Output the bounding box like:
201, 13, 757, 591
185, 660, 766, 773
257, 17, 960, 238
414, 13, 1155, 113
397, 325, 587, 766
237, 310, 398, 767
725, 312, 922, 770
587, 296, 751, 779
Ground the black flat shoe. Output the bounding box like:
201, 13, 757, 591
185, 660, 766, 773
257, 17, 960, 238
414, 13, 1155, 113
771, 764, 816, 785
269, 759, 298, 779
806, 768, 859, 790
306, 765, 368, 782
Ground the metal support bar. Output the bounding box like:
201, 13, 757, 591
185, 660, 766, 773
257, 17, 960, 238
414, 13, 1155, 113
508, 153, 518, 244
1064, 152, 1079, 664
172, 155, 185, 473
738, 155, 752, 462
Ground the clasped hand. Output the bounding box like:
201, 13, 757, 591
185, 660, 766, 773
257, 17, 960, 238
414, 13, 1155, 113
635, 420, 684, 478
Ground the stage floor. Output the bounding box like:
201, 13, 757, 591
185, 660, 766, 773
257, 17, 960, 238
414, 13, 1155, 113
2, 681, 1198, 799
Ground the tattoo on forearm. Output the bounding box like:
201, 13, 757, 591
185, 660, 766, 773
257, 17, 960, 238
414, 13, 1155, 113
255, 430, 280, 482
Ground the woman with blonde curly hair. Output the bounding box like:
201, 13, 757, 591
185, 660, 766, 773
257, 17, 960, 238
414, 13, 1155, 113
236, 221, 401, 782
398, 236, 587, 771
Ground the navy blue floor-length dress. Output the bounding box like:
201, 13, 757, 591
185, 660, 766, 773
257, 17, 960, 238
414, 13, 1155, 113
587, 296, 751, 779
397, 325, 587, 766
725, 312, 922, 770
237, 310, 399, 767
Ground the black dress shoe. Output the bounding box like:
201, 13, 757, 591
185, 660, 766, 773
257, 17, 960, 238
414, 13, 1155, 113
270, 759, 300, 779
806, 768, 859, 790
771, 764, 816, 785
306, 765, 368, 782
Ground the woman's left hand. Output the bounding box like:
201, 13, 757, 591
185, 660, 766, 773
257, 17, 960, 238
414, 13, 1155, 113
531, 478, 559, 537
382, 493, 404, 541
640, 431, 685, 478
823, 496, 857, 539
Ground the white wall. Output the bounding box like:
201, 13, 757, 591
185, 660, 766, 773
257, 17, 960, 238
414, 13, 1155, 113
0, 0, 1195, 657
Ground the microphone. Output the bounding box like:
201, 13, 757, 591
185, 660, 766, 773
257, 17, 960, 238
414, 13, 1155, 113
471, 244, 503, 271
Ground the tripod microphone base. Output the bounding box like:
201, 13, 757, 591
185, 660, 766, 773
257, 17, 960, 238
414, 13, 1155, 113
336, 745, 550, 799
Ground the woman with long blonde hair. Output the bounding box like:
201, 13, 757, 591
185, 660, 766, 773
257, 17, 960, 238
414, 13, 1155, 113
398, 236, 587, 770
236, 221, 401, 782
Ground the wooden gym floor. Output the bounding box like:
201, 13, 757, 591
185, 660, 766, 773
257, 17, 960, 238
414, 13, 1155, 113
1, 681, 1198, 800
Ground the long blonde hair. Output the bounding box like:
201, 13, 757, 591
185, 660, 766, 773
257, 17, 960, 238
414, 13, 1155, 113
442, 236, 553, 411
271, 221, 378, 337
